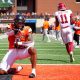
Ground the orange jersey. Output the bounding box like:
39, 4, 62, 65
74, 21, 80, 35
8, 26, 32, 49
55, 25, 61, 31
8, 35, 15, 49
8, 23, 14, 29
43, 21, 49, 29
52, 26, 55, 30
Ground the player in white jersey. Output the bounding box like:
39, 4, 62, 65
54, 3, 74, 62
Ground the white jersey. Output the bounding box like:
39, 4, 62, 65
55, 10, 72, 28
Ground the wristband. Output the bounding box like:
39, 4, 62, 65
18, 42, 22, 45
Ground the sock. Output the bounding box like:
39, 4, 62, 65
32, 68, 36, 75
66, 42, 74, 54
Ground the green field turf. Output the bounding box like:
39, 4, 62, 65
0, 34, 80, 64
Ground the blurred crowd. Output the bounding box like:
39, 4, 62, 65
0, 12, 54, 19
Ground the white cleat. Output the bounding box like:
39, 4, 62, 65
16, 66, 23, 72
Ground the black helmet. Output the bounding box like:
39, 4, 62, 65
14, 15, 25, 29
14, 15, 25, 24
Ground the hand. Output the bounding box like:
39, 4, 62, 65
14, 42, 19, 48
14, 42, 27, 49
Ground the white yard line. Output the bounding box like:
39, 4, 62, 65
15, 63, 80, 66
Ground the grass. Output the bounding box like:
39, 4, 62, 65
0, 34, 80, 64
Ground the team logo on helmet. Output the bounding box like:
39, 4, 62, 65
58, 3, 66, 10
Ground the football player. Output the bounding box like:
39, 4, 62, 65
54, 3, 74, 62
0, 15, 37, 78
73, 18, 80, 48
42, 18, 51, 42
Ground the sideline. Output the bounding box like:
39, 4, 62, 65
15, 63, 80, 66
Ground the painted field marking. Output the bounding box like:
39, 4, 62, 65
15, 63, 80, 66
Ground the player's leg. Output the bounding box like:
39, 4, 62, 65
42, 30, 45, 41
65, 42, 74, 62
28, 47, 37, 78
73, 34, 80, 48
17, 42, 37, 78
45, 29, 51, 42
61, 28, 74, 62
8, 65, 23, 74
0, 49, 18, 74
65, 31, 74, 62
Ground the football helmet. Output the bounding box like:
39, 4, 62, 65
14, 15, 25, 29
58, 3, 66, 10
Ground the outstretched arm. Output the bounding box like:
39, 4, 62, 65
0, 30, 14, 39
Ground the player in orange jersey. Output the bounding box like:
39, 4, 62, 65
55, 24, 61, 40
48, 22, 56, 39
0, 15, 37, 78
42, 18, 51, 42
73, 18, 80, 48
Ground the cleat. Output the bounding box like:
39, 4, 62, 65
0, 69, 7, 75
70, 57, 75, 62
29, 73, 36, 78
8, 68, 16, 74
16, 66, 23, 72
8, 66, 23, 74
70, 54, 75, 62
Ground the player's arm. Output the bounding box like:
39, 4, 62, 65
74, 26, 80, 30
55, 16, 59, 27
0, 30, 14, 39
28, 32, 34, 42
70, 13, 74, 25
17, 28, 34, 47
